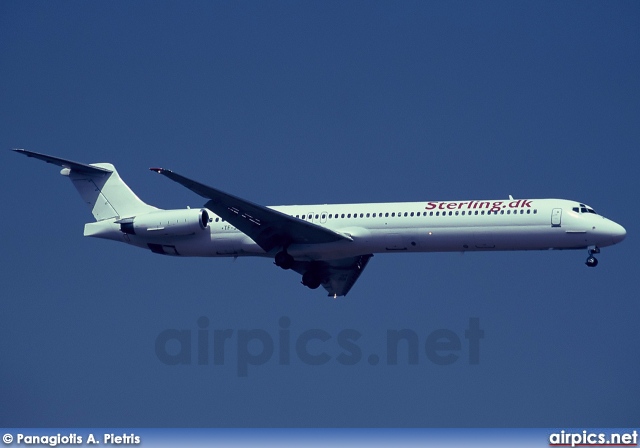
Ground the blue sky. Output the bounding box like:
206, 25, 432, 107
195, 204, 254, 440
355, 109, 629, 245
1, 1, 638, 427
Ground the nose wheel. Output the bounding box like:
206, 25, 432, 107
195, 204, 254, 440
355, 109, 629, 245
585, 246, 600, 267
585, 256, 598, 267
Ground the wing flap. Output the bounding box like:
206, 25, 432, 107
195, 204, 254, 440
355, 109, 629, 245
292, 254, 373, 297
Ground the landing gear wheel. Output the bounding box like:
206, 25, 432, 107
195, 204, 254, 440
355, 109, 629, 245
302, 271, 322, 289
585, 256, 598, 267
274, 251, 294, 270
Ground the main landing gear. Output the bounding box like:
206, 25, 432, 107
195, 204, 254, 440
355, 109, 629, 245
301, 270, 322, 290
274, 250, 324, 290
585, 246, 600, 267
274, 250, 294, 270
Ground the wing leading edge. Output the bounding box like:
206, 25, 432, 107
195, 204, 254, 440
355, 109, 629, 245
151, 168, 351, 253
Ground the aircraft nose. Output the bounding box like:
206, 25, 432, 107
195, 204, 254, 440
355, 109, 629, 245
610, 222, 626, 244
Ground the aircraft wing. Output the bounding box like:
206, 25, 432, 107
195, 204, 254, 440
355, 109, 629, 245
151, 168, 351, 252
292, 254, 373, 297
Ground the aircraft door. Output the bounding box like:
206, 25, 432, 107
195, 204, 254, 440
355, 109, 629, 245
551, 208, 562, 227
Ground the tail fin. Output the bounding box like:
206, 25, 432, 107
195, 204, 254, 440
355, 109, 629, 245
14, 149, 157, 221
66, 163, 157, 220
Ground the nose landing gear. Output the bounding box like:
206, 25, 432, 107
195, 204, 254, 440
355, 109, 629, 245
585, 256, 598, 267
585, 246, 600, 267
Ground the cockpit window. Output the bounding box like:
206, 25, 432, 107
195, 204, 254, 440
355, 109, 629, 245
574, 204, 597, 214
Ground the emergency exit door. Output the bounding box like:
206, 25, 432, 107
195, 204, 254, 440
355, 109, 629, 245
551, 208, 562, 227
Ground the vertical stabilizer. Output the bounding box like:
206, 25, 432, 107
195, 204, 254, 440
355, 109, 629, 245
65, 163, 157, 220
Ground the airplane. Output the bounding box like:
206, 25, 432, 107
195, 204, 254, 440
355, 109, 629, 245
14, 149, 627, 297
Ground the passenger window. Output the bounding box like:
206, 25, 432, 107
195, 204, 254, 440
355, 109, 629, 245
366, 213, 370, 218
347, 214, 351, 218
534, 210, 537, 214
410, 212, 414, 217
527, 210, 530, 214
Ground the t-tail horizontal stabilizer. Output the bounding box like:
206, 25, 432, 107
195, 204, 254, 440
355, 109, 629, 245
13, 148, 112, 175
13, 149, 157, 221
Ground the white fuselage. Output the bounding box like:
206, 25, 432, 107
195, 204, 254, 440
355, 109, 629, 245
85, 198, 627, 261
15, 149, 627, 296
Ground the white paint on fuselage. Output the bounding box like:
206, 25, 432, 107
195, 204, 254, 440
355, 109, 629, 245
90, 198, 626, 261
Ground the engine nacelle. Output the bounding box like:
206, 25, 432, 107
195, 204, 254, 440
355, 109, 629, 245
120, 209, 209, 237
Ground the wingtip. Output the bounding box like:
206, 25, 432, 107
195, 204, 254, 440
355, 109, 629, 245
150, 167, 168, 174
13, 148, 35, 158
